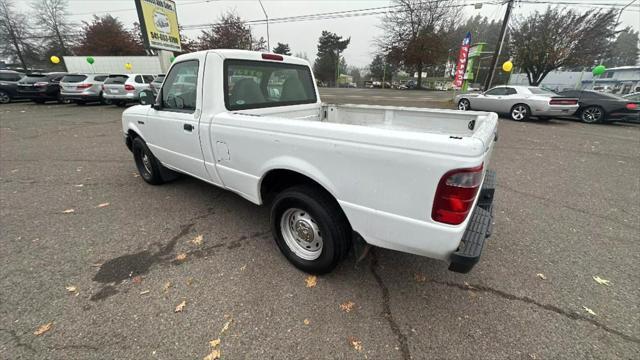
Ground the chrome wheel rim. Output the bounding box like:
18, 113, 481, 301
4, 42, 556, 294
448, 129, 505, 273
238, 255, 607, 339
0, 92, 9, 104
583, 107, 602, 123
512, 105, 527, 120
280, 208, 323, 260
458, 100, 469, 110
141, 152, 152, 174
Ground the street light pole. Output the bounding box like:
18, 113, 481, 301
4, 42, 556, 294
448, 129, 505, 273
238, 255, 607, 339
484, 0, 514, 90
258, 0, 270, 51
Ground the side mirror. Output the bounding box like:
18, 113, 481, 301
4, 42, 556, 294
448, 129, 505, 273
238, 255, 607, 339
138, 90, 154, 106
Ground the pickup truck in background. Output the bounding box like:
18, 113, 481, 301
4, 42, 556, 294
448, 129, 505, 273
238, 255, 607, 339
122, 50, 498, 274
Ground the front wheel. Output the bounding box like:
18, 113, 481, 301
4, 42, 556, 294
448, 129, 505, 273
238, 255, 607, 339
580, 106, 605, 124
132, 137, 165, 185
0, 91, 11, 104
457, 99, 471, 111
510, 104, 530, 121
270, 185, 351, 274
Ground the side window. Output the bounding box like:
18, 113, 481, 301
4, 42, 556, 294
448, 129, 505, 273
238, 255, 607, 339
504, 87, 517, 95
143, 75, 154, 83
134, 75, 143, 83
485, 87, 505, 96
161, 60, 199, 111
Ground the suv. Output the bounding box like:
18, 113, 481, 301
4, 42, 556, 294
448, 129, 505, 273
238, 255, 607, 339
60, 73, 109, 105
0, 70, 25, 104
17, 72, 67, 104
149, 74, 165, 96
102, 74, 155, 106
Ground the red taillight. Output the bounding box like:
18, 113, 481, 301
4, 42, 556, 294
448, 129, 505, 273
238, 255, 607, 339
626, 103, 638, 110
432, 164, 484, 225
124, 84, 135, 91
76, 83, 91, 89
34, 82, 48, 87
262, 53, 283, 61
549, 98, 577, 105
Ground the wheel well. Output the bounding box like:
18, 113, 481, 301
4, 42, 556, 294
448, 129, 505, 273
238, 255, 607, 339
511, 103, 530, 110
260, 169, 332, 205
126, 129, 141, 151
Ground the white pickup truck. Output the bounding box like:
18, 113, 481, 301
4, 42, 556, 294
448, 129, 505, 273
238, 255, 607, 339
122, 50, 498, 274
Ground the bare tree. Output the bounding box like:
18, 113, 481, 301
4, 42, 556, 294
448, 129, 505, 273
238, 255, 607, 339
31, 0, 74, 55
378, 0, 458, 88
0, 0, 31, 70
509, 6, 617, 85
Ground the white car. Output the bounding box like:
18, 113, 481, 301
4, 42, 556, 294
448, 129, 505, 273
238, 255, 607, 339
122, 50, 498, 274
102, 74, 155, 106
455, 85, 579, 121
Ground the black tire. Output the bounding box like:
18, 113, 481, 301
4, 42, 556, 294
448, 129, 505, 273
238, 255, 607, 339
0, 90, 11, 104
132, 137, 165, 185
457, 98, 471, 111
101, 93, 112, 105
580, 105, 606, 124
510, 103, 530, 121
270, 185, 351, 274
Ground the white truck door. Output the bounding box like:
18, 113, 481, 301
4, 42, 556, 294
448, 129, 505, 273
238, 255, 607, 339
145, 59, 210, 181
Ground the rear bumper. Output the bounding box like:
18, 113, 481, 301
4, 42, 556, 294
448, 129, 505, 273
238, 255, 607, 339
61, 93, 102, 101
448, 169, 496, 273
103, 93, 137, 101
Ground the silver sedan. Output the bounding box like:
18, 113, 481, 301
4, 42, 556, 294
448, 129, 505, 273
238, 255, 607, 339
455, 85, 579, 121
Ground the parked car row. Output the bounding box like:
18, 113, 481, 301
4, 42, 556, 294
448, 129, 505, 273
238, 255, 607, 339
0, 69, 165, 106
455, 85, 640, 124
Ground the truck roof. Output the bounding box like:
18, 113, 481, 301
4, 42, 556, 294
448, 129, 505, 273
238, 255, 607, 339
175, 49, 311, 67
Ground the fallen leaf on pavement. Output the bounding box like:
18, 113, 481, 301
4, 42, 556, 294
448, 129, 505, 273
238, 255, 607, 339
163, 281, 172, 292
175, 253, 187, 261
190, 234, 203, 246
583, 306, 597, 316
414, 273, 427, 282
347, 336, 363, 352
34, 322, 53, 336
592, 276, 611, 286
463, 281, 476, 290
305, 275, 317, 288
131, 276, 142, 284
209, 338, 220, 348
186, 277, 194, 286
340, 301, 355, 313
62, 209, 75, 214
240, 264, 246, 271
73, 184, 84, 187
203, 349, 220, 360
303, 319, 310, 325
91, 263, 102, 268
220, 318, 233, 335
536, 273, 547, 280
139, 290, 150, 295
97, 202, 110, 208
65, 286, 77, 293
175, 300, 186, 313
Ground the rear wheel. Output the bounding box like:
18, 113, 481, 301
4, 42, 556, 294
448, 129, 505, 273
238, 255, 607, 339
580, 106, 605, 123
457, 99, 471, 111
271, 185, 351, 274
510, 104, 530, 121
0, 91, 11, 104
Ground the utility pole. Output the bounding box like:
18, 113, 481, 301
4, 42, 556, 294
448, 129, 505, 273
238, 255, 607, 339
258, 0, 270, 51
484, 0, 514, 91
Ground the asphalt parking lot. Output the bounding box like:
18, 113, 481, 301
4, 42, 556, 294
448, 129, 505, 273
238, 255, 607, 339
1, 90, 639, 359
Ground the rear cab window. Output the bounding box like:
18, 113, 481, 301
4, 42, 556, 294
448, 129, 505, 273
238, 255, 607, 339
104, 75, 129, 85
224, 60, 317, 110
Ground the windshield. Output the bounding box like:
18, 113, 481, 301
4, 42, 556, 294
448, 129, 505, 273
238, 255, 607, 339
104, 75, 129, 85
61, 75, 88, 83
529, 87, 557, 95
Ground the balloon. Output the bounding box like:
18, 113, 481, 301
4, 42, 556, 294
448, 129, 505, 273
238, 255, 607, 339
592, 65, 606, 76
502, 60, 513, 72
86, 56, 95, 64
170, 56, 175, 63
124, 63, 133, 70
50, 56, 60, 64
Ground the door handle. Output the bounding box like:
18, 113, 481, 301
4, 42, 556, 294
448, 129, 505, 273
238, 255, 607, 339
183, 123, 193, 132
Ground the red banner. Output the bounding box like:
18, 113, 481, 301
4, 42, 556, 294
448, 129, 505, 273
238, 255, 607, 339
453, 32, 472, 88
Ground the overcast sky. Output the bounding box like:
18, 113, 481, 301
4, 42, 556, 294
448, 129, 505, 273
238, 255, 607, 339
16, 0, 640, 67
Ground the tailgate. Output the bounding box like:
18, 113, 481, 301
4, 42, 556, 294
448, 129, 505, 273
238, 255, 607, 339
103, 84, 125, 95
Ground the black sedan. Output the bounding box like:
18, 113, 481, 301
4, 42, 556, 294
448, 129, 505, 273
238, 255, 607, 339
0, 70, 25, 104
16, 72, 67, 104
558, 90, 640, 123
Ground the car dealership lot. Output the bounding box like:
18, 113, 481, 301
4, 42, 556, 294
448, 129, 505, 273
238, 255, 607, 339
1, 93, 639, 359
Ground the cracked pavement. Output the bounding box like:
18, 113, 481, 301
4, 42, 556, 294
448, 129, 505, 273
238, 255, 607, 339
1, 91, 639, 359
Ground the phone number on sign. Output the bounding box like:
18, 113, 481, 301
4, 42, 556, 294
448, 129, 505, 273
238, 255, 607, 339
149, 31, 179, 45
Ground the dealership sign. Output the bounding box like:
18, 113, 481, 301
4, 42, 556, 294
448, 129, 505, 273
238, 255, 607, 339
134, 0, 182, 52
452, 32, 471, 88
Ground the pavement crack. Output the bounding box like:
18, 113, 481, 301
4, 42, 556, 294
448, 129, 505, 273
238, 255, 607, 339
369, 250, 411, 360
0, 328, 37, 353
430, 280, 640, 345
